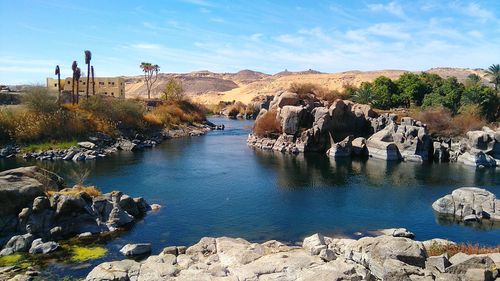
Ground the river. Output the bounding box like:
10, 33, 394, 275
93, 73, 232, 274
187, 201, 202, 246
1, 117, 499, 278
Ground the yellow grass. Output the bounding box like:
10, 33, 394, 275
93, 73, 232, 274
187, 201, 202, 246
47, 186, 102, 197
427, 242, 500, 257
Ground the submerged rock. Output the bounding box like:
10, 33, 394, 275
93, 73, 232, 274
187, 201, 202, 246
120, 243, 152, 257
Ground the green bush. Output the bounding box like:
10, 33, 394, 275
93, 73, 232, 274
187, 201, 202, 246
21, 86, 58, 113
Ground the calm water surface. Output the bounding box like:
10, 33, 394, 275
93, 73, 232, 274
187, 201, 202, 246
1, 117, 499, 277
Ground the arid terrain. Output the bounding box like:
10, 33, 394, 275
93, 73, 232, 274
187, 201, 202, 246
124, 67, 489, 104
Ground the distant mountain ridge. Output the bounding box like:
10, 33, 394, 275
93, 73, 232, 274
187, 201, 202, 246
124, 67, 489, 104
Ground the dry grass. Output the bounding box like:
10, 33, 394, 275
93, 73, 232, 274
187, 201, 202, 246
253, 109, 282, 138
47, 185, 102, 198
427, 242, 500, 257
144, 100, 206, 128
0, 88, 206, 144
288, 82, 352, 105
410, 106, 487, 137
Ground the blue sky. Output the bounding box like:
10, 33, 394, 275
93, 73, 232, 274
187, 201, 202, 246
1, 0, 500, 84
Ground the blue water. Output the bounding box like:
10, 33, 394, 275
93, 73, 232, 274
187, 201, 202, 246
1, 117, 499, 277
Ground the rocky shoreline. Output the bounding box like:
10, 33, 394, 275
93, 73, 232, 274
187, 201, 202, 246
0, 166, 155, 260
247, 90, 500, 168
0, 121, 223, 162
81, 230, 498, 281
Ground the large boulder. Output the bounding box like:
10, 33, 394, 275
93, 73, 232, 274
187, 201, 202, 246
269, 91, 300, 109
457, 151, 497, 168
432, 187, 500, 222
119, 243, 152, 257
344, 235, 427, 279
278, 105, 306, 135
0, 167, 64, 235
327, 135, 353, 158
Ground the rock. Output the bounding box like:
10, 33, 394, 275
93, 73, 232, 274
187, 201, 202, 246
425, 254, 451, 273
445, 255, 495, 275
215, 237, 263, 266
0, 167, 64, 234
0, 234, 34, 254
119, 243, 152, 257
344, 235, 427, 279
318, 248, 336, 261
302, 233, 327, 255
327, 135, 353, 158
422, 239, 456, 253
269, 91, 300, 109
432, 187, 500, 222
85, 260, 140, 281
380, 228, 415, 239
457, 151, 496, 167
116, 139, 137, 151
78, 142, 96, 150
464, 268, 495, 281
150, 204, 161, 211
161, 246, 177, 256
352, 137, 368, 156
28, 239, 59, 254
279, 106, 305, 135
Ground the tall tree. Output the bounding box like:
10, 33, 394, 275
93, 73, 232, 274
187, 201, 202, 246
140, 62, 160, 99
75, 67, 81, 104
162, 78, 184, 101
84, 50, 92, 100
486, 64, 500, 92
71, 61, 78, 104
55, 65, 61, 103
91, 66, 95, 95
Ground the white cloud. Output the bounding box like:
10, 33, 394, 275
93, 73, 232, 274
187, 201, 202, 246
275, 34, 304, 45
462, 3, 495, 22
130, 43, 162, 50
368, 1, 405, 18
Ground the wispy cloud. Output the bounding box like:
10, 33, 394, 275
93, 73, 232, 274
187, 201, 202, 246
461, 3, 495, 23
275, 34, 304, 45
129, 43, 162, 50
368, 1, 406, 18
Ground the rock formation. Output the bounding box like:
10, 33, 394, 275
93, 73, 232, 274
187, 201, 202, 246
0, 167, 151, 257
85, 232, 500, 281
432, 187, 500, 222
248, 90, 500, 168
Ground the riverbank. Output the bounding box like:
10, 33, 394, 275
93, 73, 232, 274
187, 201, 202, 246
75, 231, 498, 281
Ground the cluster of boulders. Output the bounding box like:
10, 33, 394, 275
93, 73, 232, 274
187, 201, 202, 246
0, 166, 152, 258
432, 187, 500, 223
1, 122, 218, 162
84, 230, 499, 281
247, 90, 500, 167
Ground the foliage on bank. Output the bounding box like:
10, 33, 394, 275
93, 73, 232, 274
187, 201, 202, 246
0, 86, 207, 144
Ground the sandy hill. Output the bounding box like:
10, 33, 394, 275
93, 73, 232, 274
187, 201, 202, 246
125, 67, 488, 104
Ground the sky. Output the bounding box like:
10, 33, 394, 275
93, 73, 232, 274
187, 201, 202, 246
1, 0, 500, 84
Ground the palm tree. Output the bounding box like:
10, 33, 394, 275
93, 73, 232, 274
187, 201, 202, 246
91, 66, 95, 95
75, 67, 81, 104
352, 83, 374, 105
55, 65, 61, 103
486, 64, 500, 92
84, 50, 92, 100
71, 61, 78, 104
140, 62, 160, 99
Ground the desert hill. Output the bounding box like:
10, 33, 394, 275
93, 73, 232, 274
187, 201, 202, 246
124, 67, 489, 104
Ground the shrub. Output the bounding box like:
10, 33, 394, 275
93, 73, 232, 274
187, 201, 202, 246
47, 186, 102, 197
352, 82, 374, 105
289, 82, 340, 104
144, 100, 206, 128
162, 78, 184, 102
253, 109, 281, 138
410, 106, 486, 137
427, 242, 500, 257
21, 86, 58, 113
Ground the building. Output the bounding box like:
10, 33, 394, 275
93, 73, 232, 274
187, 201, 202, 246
46, 77, 125, 98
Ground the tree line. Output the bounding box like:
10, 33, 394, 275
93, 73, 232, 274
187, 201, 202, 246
352, 64, 500, 121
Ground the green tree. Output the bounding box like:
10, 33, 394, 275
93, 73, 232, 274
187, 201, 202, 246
423, 77, 463, 113
371, 76, 398, 109
486, 64, 500, 92
464, 73, 481, 89
395, 72, 431, 107
162, 78, 184, 101
419, 72, 443, 90
461, 85, 499, 121
140, 62, 160, 99
352, 82, 374, 105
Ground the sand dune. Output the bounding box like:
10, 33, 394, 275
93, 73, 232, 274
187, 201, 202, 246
125, 67, 488, 104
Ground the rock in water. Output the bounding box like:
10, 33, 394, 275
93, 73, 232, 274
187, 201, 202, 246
29, 239, 59, 254
120, 243, 152, 256
432, 187, 500, 222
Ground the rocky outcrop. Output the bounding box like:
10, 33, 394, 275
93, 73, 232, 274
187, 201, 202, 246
0, 167, 64, 236
85, 232, 499, 281
432, 187, 500, 222
0, 167, 152, 257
